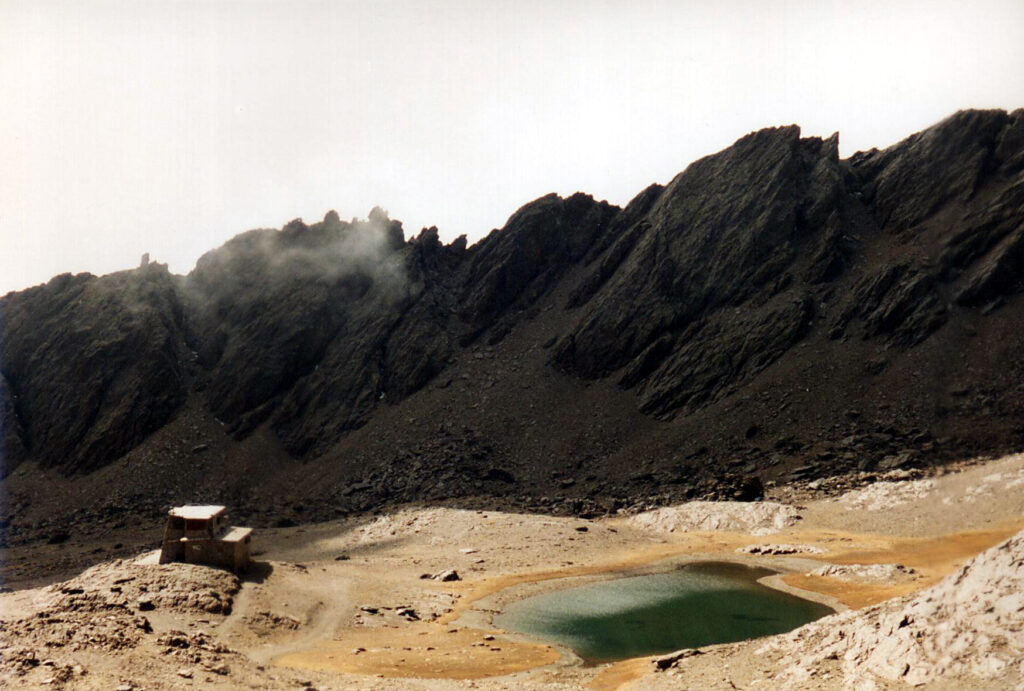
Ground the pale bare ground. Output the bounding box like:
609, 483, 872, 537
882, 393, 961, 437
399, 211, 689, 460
3, 452, 1024, 690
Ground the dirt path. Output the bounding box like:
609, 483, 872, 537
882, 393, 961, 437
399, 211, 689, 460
217, 560, 354, 665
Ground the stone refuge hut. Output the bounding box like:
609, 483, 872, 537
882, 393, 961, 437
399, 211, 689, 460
158, 505, 252, 572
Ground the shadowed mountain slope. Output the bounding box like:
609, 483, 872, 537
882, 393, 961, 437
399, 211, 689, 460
2, 109, 1024, 564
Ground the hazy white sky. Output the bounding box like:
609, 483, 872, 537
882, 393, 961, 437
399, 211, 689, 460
2, 0, 1023, 295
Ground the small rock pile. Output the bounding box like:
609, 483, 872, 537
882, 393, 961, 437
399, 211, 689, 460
156, 630, 235, 676
38, 559, 241, 615
0, 651, 87, 685
811, 563, 918, 584
737, 544, 825, 555
0, 559, 240, 681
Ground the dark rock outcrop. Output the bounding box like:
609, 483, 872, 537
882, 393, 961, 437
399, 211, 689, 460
552, 126, 858, 415
457, 192, 618, 341
829, 265, 947, 347
855, 109, 1021, 230
947, 180, 1024, 306
0, 372, 27, 476
182, 210, 458, 455
0, 266, 188, 474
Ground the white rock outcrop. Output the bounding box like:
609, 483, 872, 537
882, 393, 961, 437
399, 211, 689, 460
811, 563, 918, 584
758, 528, 1024, 688
628, 501, 801, 535
836, 479, 935, 512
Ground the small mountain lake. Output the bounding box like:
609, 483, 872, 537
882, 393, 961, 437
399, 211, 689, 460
494, 562, 833, 664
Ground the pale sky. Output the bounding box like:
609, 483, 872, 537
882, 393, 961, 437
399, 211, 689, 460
2, 0, 1023, 295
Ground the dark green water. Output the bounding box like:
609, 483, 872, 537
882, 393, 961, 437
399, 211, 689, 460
494, 562, 833, 664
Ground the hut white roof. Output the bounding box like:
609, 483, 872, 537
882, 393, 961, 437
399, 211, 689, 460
168, 505, 226, 520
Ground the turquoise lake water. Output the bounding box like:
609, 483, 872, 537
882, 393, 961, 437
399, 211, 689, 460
494, 561, 833, 664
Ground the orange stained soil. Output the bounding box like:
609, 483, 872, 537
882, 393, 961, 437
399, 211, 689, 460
783, 520, 1024, 609
274, 621, 560, 679
273, 519, 1024, 686
588, 658, 651, 691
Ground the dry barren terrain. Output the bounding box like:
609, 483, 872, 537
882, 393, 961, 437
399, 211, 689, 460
3, 452, 1024, 690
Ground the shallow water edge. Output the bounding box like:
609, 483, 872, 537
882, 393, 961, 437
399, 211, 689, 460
493, 561, 835, 664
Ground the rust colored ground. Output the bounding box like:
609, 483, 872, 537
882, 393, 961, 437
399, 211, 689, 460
782, 521, 1024, 609
276, 621, 560, 679
275, 520, 1024, 686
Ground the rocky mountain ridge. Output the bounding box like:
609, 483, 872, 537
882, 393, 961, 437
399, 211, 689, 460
2, 109, 1024, 559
